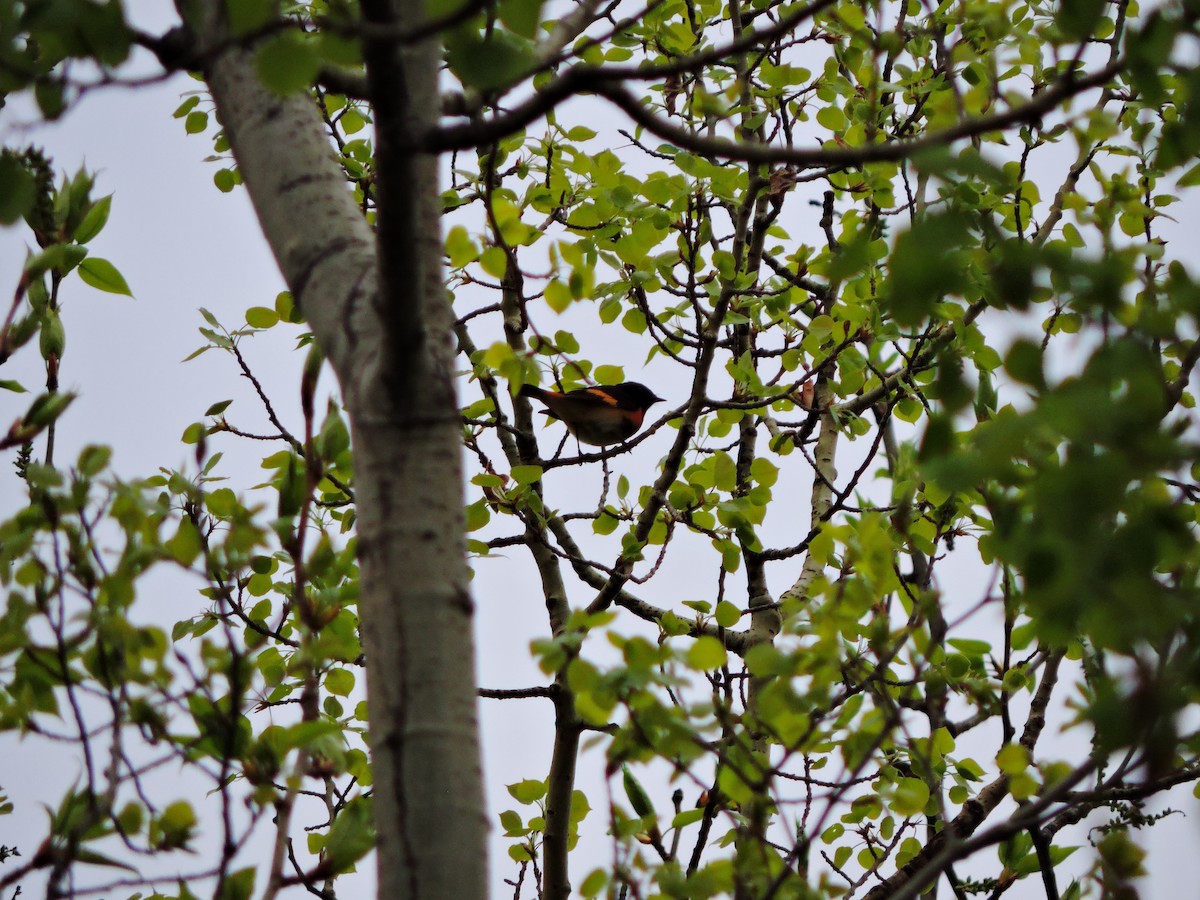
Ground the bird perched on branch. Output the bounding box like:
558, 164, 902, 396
519, 381, 664, 446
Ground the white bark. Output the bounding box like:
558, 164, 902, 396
179, 4, 486, 898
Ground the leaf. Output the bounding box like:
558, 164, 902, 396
1056, 0, 1106, 40
256, 31, 322, 94
0, 154, 36, 224
445, 226, 479, 267
997, 743, 1029, 775
325, 668, 355, 696
579, 869, 608, 897
884, 212, 972, 325
508, 779, 547, 803
324, 796, 375, 874
166, 519, 202, 566
184, 111, 209, 134
173, 95, 200, 118
26, 243, 88, 279
216, 868, 256, 900
622, 766, 655, 817
891, 778, 930, 816
1005, 339, 1045, 389
671, 808, 705, 829
182, 422, 207, 445
499, 0, 543, 39
74, 195, 112, 243
72, 847, 139, 872
245, 307, 279, 329
499, 809, 525, 836
445, 26, 535, 92
224, 0, 275, 34
78, 258, 133, 296
715, 601, 741, 628
545, 280, 572, 312
510, 465, 543, 485
594, 365, 624, 385
686, 636, 728, 670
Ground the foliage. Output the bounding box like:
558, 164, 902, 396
4, 0, 1200, 898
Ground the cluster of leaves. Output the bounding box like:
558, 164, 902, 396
434, 0, 1200, 897
0, 150, 375, 894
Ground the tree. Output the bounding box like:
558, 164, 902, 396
3, 0, 1200, 898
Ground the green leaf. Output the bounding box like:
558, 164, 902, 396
686, 636, 728, 670
579, 869, 608, 897
715, 601, 741, 628
593, 512, 619, 535
216, 868, 256, 900
40, 309, 65, 359
74, 195, 112, 243
545, 280, 572, 312
166, 519, 202, 566
480, 245, 509, 278
1057, 0, 1106, 40
173, 96, 200, 118
891, 778, 930, 816
246, 307, 279, 329
1004, 339, 1045, 389
26, 243, 88, 279
508, 779, 547, 803
445, 26, 535, 92
594, 365, 624, 385
623, 766, 655, 817
325, 668, 355, 696
884, 212, 972, 325
23, 391, 75, 428
36, 79, 66, 119
155, 801, 197, 849
1178, 162, 1200, 188
0, 154, 36, 224
225, 0, 275, 34
71, 847, 138, 872
324, 796, 375, 874
508, 843, 533, 862
671, 808, 705, 829
499, 0, 543, 38
510, 465, 543, 485
213, 169, 237, 193
256, 31, 322, 94
997, 744, 1029, 775
78, 258, 132, 296
946, 638, 991, 656
184, 111, 209, 134
446, 225, 479, 267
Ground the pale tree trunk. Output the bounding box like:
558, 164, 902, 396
177, 4, 487, 899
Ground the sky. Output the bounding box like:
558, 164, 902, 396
2, 2, 1200, 898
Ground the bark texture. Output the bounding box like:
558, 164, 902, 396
178, 4, 487, 898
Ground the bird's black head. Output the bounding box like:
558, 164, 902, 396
614, 382, 665, 409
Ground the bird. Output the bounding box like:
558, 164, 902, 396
519, 381, 665, 446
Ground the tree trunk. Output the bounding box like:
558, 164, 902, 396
178, 4, 487, 898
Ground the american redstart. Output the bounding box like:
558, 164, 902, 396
519, 381, 664, 446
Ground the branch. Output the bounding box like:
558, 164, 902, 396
427, 59, 1125, 169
